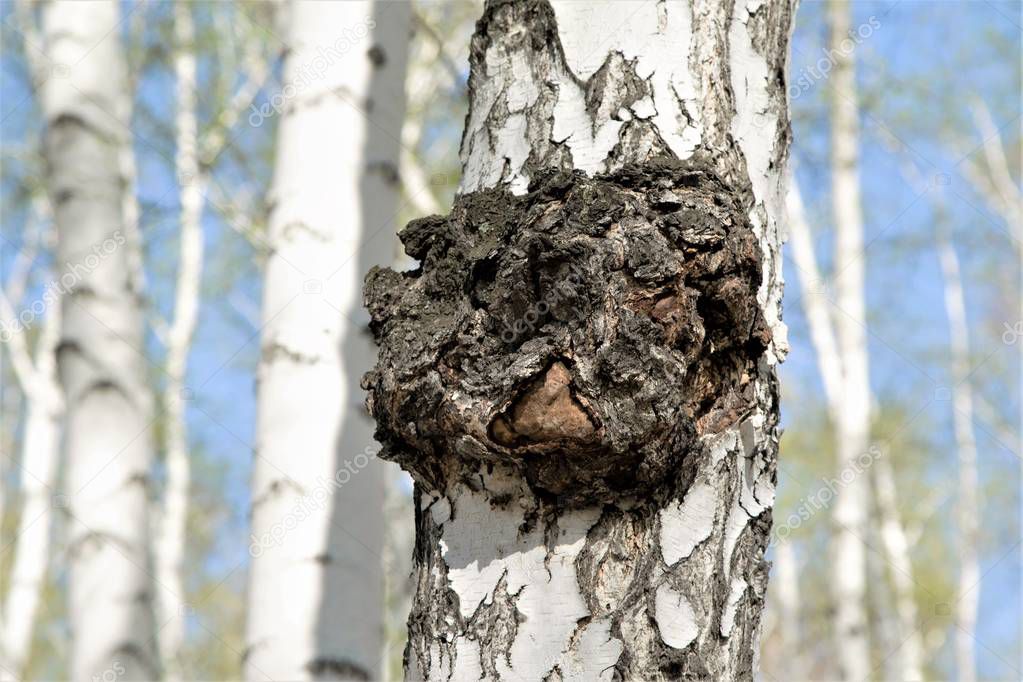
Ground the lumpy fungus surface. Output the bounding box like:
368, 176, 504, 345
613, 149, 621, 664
363, 160, 770, 504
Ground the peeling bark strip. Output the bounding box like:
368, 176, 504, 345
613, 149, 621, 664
364, 1, 794, 679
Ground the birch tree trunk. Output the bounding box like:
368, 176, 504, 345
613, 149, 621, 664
939, 238, 979, 682
962, 104, 1021, 681
790, 177, 926, 681
40, 1, 157, 679
155, 3, 204, 678
244, 2, 409, 679
0, 268, 62, 680
364, 1, 795, 678
826, 4, 928, 678
825, 2, 872, 678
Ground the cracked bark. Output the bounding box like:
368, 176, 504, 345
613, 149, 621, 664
40, 2, 157, 679
365, 1, 794, 679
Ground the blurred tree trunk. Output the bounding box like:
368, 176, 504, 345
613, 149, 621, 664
40, 1, 158, 679
244, 1, 409, 679
872, 447, 925, 679
789, 171, 927, 681
155, 3, 204, 679
938, 236, 979, 682
961, 103, 1021, 682
791, 3, 926, 677
0, 217, 62, 681
771, 541, 807, 680
364, 1, 795, 679
826, 2, 873, 677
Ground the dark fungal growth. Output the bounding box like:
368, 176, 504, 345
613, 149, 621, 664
363, 159, 770, 505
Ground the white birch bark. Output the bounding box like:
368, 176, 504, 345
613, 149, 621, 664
0, 259, 63, 681
826, 3, 873, 677
154, 3, 204, 678
939, 237, 979, 682
365, 1, 796, 678
244, 2, 409, 679
39, 1, 157, 679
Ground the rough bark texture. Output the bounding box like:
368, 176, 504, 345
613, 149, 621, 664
367, 164, 769, 503
41, 1, 158, 679
365, 1, 794, 679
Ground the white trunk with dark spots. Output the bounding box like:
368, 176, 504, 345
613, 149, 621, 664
40, 1, 158, 679
364, 1, 795, 679
244, 1, 409, 679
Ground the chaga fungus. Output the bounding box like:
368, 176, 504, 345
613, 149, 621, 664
363, 159, 770, 504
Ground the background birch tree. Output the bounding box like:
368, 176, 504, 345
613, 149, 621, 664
244, 1, 409, 679
364, 0, 795, 677
153, 3, 204, 677
39, 1, 158, 678
823, 3, 873, 675
784, 6, 926, 677
0, 202, 61, 682
955, 102, 1021, 682
761, 1, 1020, 679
